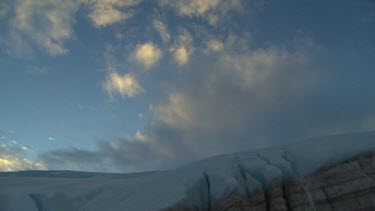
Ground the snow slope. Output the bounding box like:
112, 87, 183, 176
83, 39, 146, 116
0, 131, 375, 211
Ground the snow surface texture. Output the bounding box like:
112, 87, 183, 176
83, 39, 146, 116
0, 131, 374, 211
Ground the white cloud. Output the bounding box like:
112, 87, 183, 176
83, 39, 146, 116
6, 0, 142, 56
27, 65, 48, 75
152, 19, 170, 43
0, 145, 45, 172
177, 29, 193, 46
114, 31, 125, 40
156, 93, 195, 129
219, 47, 299, 89
0, 156, 45, 171
48, 137, 56, 141
10, 0, 82, 56
206, 39, 224, 53
87, 0, 141, 27
2, 140, 33, 153
135, 131, 147, 142
173, 46, 189, 66
160, 0, 220, 17
134, 42, 162, 69
104, 71, 142, 98
20, 146, 29, 151
159, 0, 243, 26
171, 29, 193, 66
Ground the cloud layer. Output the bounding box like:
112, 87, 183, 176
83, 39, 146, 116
40, 41, 325, 172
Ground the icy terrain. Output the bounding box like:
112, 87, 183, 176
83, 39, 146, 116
0, 131, 375, 211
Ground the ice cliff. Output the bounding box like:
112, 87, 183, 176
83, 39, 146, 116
0, 131, 375, 210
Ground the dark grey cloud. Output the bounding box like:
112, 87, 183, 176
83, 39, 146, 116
40, 148, 108, 172
41, 124, 194, 172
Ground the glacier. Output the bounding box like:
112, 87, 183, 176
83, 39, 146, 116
0, 131, 374, 210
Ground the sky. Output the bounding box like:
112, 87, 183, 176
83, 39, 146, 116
0, 0, 374, 172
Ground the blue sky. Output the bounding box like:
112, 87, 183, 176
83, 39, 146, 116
0, 0, 374, 172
